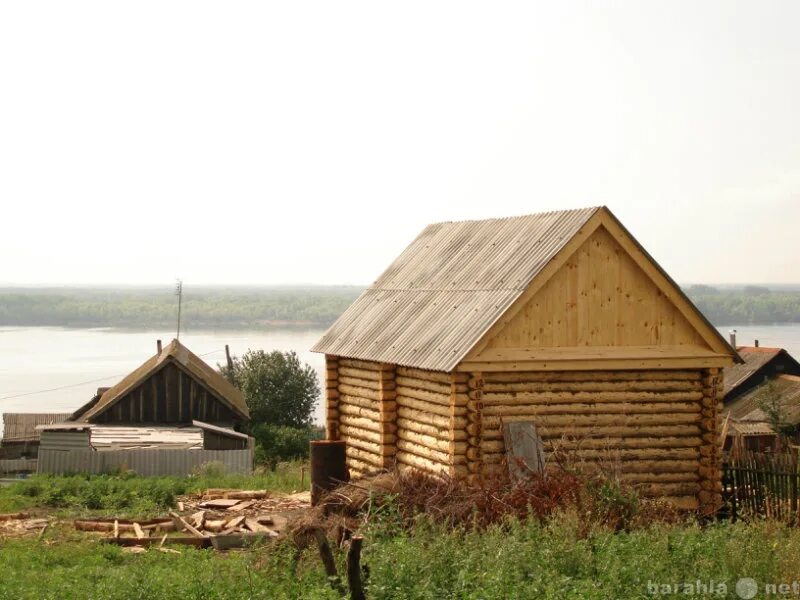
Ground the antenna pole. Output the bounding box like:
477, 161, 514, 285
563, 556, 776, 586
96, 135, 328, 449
175, 279, 183, 340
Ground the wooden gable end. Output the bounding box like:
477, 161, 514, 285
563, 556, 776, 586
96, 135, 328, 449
460, 210, 735, 371
89, 360, 241, 425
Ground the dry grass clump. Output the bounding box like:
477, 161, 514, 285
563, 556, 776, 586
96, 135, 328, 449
293, 461, 683, 543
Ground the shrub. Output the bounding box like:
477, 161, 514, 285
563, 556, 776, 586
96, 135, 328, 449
251, 424, 323, 468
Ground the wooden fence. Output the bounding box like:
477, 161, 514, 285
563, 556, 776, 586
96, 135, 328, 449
722, 451, 799, 524
38, 448, 253, 476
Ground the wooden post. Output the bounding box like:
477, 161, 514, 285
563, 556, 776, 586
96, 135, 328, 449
310, 440, 348, 505
225, 345, 234, 372
346, 536, 366, 600
313, 528, 346, 596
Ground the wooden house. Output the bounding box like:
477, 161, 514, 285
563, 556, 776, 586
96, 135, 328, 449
313, 206, 739, 511
35, 339, 253, 476
70, 338, 249, 426
0, 413, 71, 459
722, 346, 800, 404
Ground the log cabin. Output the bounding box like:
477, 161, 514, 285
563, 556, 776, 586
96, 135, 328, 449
312, 206, 740, 512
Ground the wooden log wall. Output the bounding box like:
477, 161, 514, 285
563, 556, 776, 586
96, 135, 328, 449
325, 356, 339, 439
479, 369, 709, 510
698, 367, 723, 515
327, 358, 397, 477
395, 367, 469, 477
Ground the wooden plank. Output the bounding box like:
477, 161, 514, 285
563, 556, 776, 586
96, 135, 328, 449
502, 422, 545, 480
133, 522, 146, 540
169, 511, 206, 538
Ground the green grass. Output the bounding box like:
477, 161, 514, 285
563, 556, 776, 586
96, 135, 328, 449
2, 515, 800, 599
0, 461, 306, 517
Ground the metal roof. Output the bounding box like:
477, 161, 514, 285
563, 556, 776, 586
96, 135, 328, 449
312, 207, 601, 371
724, 374, 800, 424
89, 426, 204, 450
728, 420, 775, 437
79, 339, 249, 422
2, 413, 73, 442
722, 346, 800, 397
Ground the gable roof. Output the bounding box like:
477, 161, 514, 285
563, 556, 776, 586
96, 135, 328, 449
725, 374, 800, 424
79, 339, 248, 422
723, 347, 800, 397
312, 206, 738, 372
2, 413, 72, 442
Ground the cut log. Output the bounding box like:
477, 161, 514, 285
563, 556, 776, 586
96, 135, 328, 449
338, 402, 381, 420
396, 366, 452, 384
481, 380, 704, 393
483, 370, 702, 383
0, 512, 29, 521
395, 385, 451, 407
225, 490, 269, 500
396, 395, 466, 417
482, 413, 700, 429
396, 417, 467, 441
133, 522, 146, 540
480, 401, 700, 416
339, 383, 382, 402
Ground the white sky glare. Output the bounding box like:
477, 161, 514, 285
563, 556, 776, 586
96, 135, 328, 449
1, 1, 798, 286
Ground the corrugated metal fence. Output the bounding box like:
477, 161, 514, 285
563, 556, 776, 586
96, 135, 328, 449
38, 448, 253, 476
0, 459, 38, 474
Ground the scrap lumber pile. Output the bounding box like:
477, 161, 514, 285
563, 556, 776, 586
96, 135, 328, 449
176, 488, 310, 516
73, 489, 310, 550
0, 512, 50, 539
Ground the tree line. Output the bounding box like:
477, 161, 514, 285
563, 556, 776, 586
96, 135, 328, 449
0, 284, 798, 328
0, 286, 362, 328
683, 285, 800, 325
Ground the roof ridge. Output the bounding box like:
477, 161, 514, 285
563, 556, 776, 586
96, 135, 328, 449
425, 206, 603, 227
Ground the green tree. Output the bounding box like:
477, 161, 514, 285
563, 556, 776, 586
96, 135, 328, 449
754, 377, 791, 444
220, 349, 320, 429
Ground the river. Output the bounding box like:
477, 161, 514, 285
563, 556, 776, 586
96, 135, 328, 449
1, 324, 799, 429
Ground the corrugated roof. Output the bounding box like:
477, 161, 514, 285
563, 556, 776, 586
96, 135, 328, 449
80, 339, 248, 422
722, 346, 785, 396
192, 419, 250, 440
724, 374, 800, 423
312, 207, 601, 371
2, 413, 73, 442
728, 420, 775, 437
89, 426, 204, 450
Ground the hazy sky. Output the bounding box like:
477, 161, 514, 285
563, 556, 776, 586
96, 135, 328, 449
1, 1, 798, 286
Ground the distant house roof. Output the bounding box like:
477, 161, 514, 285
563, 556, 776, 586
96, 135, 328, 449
38, 421, 246, 450
2, 413, 72, 443
724, 374, 800, 424
728, 420, 775, 437
722, 346, 800, 398
78, 339, 248, 422
312, 206, 738, 371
